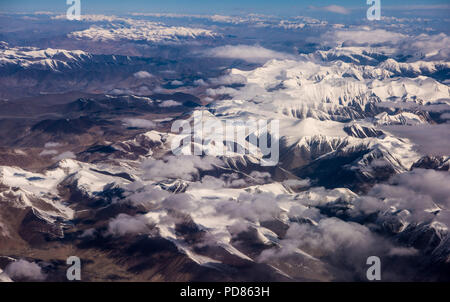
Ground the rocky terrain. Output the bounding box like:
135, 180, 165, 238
0, 10, 449, 282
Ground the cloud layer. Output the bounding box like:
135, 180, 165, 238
203, 45, 294, 63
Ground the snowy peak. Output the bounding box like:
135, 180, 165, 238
0, 43, 92, 71
68, 21, 219, 43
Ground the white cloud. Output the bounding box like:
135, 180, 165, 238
257, 217, 399, 277
205, 86, 238, 97
383, 169, 450, 209
318, 29, 450, 61
217, 192, 281, 223
441, 113, 450, 120
5, 260, 45, 281
403, 33, 450, 60
159, 100, 182, 107
209, 74, 247, 86
142, 155, 221, 181
133, 71, 153, 79
352, 169, 450, 225
0, 269, 12, 282
107, 214, 151, 236
193, 79, 207, 86
382, 124, 450, 156
123, 182, 170, 207
170, 80, 184, 86
122, 118, 156, 129
52, 151, 76, 161
321, 28, 407, 46
203, 45, 294, 63
33, 11, 56, 15
80, 228, 97, 238
388, 247, 419, 256
316, 5, 351, 15
39, 149, 58, 156
44, 142, 62, 148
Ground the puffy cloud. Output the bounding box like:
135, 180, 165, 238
203, 45, 294, 63
193, 79, 207, 86
317, 28, 450, 61
79, 228, 97, 238
441, 113, 450, 120
0, 269, 12, 282
0, 219, 10, 237
258, 217, 394, 277
392, 169, 450, 206
402, 33, 450, 60
288, 204, 321, 222
52, 151, 76, 161
108, 88, 134, 95
382, 124, 450, 156
170, 80, 184, 86
320, 28, 407, 47
216, 192, 282, 223
248, 171, 272, 183
244, 169, 449, 279
162, 193, 196, 212
142, 155, 222, 181
282, 179, 310, 189
159, 100, 182, 107
311, 5, 351, 15
187, 172, 271, 190
107, 214, 151, 236
374, 169, 450, 210
44, 142, 62, 148
122, 182, 170, 207
205, 86, 238, 97
133, 71, 153, 79
122, 118, 156, 129
322, 5, 350, 14
33, 11, 56, 16
113, 162, 440, 280
39, 149, 58, 156
187, 175, 227, 190
350, 195, 388, 216
209, 74, 247, 86
290, 218, 378, 255
388, 247, 419, 256
5, 260, 45, 281
351, 169, 450, 225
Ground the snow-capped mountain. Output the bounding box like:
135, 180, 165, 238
0, 43, 163, 99
68, 20, 219, 43
202, 57, 447, 187
0, 10, 449, 282
0, 42, 157, 73
0, 42, 93, 71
